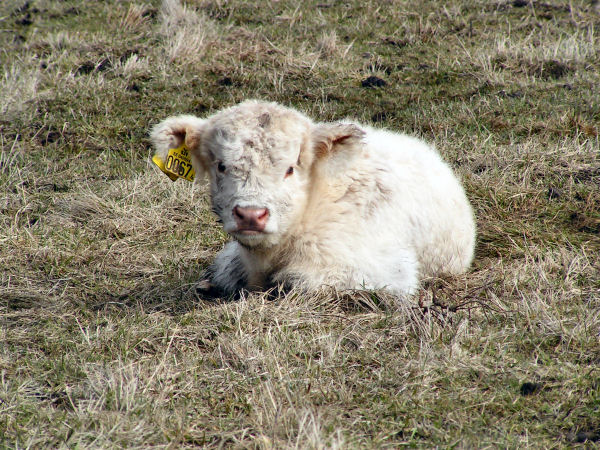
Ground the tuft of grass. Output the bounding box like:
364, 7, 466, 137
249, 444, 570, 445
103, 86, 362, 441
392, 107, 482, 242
1, 0, 599, 447
1, 60, 40, 120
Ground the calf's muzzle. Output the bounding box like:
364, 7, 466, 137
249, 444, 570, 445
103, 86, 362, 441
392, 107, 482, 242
233, 206, 270, 233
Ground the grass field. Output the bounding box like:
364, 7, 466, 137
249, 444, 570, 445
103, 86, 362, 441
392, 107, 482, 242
1, 0, 599, 447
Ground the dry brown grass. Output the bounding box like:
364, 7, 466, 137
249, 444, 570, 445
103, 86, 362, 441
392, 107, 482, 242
1, 0, 599, 447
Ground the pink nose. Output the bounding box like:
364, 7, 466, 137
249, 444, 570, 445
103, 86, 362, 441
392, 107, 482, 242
233, 206, 269, 232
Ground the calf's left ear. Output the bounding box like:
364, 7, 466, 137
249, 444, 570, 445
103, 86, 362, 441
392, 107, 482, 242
311, 122, 365, 159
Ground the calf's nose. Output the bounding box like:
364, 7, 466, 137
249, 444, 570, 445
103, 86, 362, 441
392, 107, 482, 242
233, 206, 269, 232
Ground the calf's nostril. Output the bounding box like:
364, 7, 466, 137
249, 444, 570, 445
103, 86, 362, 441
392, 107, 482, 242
256, 208, 269, 221
233, 206, 245, 220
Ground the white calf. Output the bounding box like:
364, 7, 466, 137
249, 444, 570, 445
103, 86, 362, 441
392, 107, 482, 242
151, 100, 476, 298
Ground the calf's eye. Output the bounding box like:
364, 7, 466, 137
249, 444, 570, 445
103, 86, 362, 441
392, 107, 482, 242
217, 162, 226, 173
285, 166, 294, 178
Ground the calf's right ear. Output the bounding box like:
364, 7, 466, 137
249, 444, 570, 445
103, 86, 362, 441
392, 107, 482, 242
150, 115, 208, 180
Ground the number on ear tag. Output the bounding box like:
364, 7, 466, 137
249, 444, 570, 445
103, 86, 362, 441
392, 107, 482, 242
152, 144, 195, 182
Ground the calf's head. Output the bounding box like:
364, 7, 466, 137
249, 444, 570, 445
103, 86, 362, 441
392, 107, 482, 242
151, 100, 364, 249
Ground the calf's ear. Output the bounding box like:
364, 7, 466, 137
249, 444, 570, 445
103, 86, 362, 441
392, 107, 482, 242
150, 115, 208, 180
311, 122, 365, 159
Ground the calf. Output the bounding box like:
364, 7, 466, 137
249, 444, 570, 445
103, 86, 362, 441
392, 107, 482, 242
151, 100, 476, 298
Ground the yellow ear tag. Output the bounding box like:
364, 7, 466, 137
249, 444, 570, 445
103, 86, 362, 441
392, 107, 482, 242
152, 144, 195, 182
152, 154, 179, 181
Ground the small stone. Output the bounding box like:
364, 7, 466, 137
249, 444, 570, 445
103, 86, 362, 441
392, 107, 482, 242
15, 13, 33, 26
218, 76, 233, 86
371, 111, 387, 122
548, 187, 561, 199
361, 76, 386, 88
520, 381, 542, 396
567, 431, 600, 443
